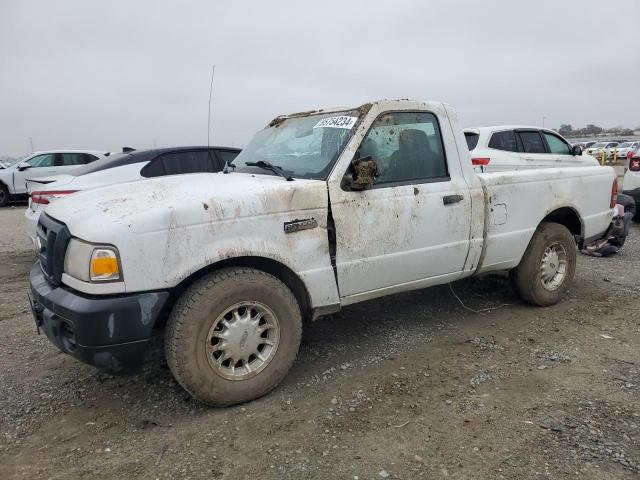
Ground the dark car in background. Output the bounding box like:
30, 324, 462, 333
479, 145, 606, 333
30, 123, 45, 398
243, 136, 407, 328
25, 146, 241, 243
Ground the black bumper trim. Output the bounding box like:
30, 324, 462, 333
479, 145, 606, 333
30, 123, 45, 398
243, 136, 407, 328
29, 262, 169, 371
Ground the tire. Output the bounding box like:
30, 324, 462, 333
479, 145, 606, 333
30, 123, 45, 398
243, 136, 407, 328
511, 222, 576, 307
0, 184, 9, 207
165, 267, 302, 406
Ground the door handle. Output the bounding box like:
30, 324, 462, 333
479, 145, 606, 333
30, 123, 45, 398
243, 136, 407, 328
443, 194, 464, 205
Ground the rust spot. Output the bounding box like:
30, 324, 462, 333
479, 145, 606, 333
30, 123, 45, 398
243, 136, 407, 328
203, 203, 209, 210
413, 187, 419, 196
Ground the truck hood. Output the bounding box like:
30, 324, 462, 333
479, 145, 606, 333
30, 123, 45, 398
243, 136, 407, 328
45, 172, 328, 241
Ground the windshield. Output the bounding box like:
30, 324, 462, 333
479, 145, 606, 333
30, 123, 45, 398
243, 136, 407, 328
233, 110, 360, 180
590, 142, 606, 148
617, 142, 631, 148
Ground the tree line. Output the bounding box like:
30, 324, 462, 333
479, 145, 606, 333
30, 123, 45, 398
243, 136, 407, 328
558, 124, 638, 138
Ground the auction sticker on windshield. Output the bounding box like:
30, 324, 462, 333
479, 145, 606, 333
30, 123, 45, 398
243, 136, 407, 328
313, 116, 357, 129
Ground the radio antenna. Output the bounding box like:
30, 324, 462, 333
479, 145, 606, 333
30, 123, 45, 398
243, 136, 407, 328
207, 64, 216, 149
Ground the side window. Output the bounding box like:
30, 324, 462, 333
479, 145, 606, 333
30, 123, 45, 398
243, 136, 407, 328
355, 111, 448, 185
464, 132, 479, 150
518, 131, 546, 154
58, 153, 89, 166
141, 150, 219, 178
85, 154, 99, 163
543, 132, 572, 155
217, 150, 239, 166
26, 153, 54, 168
488, 130, 518, 152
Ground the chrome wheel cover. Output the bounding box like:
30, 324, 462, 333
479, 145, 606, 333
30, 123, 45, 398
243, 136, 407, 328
206, 301, 280, 380
540, 242, 568, 291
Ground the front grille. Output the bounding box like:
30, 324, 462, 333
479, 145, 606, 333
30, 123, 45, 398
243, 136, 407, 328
37, 214, 71, 286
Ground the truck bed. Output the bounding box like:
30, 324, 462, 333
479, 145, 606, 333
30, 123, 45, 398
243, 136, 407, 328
472, 165, 615, 274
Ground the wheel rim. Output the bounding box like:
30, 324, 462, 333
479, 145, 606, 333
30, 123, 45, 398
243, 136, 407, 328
540, 242, 568, 291
0, 189, 5, 204
205, 301, 280, 381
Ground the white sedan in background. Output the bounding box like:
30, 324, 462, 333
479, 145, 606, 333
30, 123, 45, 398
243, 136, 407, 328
25, 146, 240, 244
0, 150, 105, 206
585, 141, 619, 159
464, 126, 598, 172
615, 141, 640, 160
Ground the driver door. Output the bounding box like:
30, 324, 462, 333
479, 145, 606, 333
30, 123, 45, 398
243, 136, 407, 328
12, 153, 57, 194
328, 111, 472, 300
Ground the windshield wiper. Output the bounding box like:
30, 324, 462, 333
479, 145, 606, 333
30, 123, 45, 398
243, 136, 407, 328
245, 160, 294, 181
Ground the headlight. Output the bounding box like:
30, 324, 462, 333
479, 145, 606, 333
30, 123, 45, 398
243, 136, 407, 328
63, 238, 122, 282
90, 248, 121, 281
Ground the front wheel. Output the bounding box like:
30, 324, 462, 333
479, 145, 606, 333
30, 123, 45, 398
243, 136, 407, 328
165, 268, 302, 406
511, 222, 576, 306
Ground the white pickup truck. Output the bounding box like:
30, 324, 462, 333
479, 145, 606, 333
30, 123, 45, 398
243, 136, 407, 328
29, 100, 616, 406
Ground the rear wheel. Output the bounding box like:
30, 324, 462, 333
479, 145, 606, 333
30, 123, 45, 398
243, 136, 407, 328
511, 222, 576, 306
0, 184, 9, 207
165, 268, 302, 406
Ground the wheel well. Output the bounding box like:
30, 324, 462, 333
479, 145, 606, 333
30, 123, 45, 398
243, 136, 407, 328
541, 207, 582, 238
156, 256, 312, 328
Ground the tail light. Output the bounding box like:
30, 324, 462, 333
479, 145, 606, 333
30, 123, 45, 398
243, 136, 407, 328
31, 190, 78, 205
630, 158, 640, 172
472, 157, 490, 166
610, 180, 618, 209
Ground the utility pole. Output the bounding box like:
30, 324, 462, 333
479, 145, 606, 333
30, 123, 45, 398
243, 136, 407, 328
29, 137, 34, 152
542, 116, 546, 128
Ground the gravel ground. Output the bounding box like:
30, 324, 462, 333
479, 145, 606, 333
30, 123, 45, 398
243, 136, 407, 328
1, 205, 639, 479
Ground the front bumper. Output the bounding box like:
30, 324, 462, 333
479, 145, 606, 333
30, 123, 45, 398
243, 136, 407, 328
29, 262, 169, 371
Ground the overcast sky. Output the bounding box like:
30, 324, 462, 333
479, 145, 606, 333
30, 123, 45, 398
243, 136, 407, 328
1, 0, 639, 157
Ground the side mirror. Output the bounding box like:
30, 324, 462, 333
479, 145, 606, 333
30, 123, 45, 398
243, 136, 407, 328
17, 162, 31, 171
571, 145, 582, 156
343, 155, 378, 191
